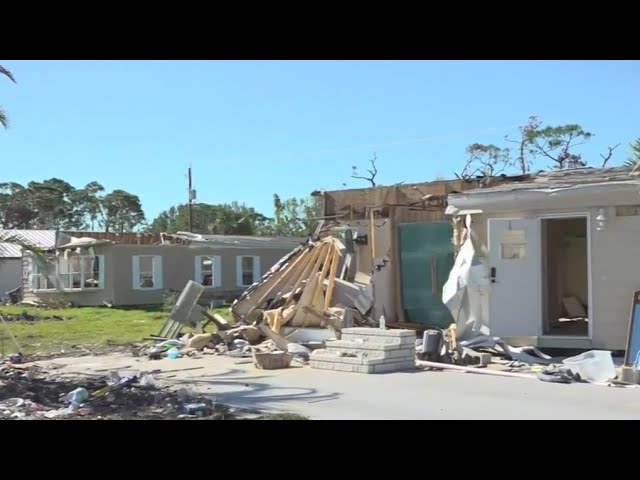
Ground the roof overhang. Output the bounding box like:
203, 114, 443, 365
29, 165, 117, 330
447, 181, 640, 215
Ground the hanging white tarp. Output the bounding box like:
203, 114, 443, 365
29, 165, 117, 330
442, 215, 490, 341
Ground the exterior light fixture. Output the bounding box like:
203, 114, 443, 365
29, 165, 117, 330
596, 208, 607, 231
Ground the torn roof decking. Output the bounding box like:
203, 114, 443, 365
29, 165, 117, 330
162, 232, 306, 250
446, 166, 640, 214
316, 176, 527, 219
0, 230, 57, 258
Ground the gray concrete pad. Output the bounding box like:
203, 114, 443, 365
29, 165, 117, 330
39, 353, 640, 420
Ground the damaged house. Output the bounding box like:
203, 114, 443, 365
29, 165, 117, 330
19, 231, 303, 307
312, 176, 519, 328
445, 166, 640, 351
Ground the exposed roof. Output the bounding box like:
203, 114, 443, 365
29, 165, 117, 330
0, 230, 57, 258
446, 166, 640, 214
0, 242, 22, 258
163, 232, 306, 249
450, 166, 637, 197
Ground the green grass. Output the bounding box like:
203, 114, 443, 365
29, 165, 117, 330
251, 413, 309, 420
0, 305, 234, 356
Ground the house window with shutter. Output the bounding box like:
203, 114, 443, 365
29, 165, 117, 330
132, 255, 163, 290
195, 255, 221, 287
236, 255, 261, 287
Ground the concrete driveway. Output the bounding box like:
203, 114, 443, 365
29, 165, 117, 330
41, 353, 640, 420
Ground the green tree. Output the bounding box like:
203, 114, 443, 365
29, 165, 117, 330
101, 190, 146, 233
0, 65, 16, 129
457, 143, 513, 180
260, 195, 321, 236
149, 202, 270, 235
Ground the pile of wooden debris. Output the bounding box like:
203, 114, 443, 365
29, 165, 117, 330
231, 235, 375, 340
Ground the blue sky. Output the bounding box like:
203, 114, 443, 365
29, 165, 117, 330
1, 60, 639, 223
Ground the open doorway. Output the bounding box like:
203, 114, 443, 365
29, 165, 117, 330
541, 217, 589, 337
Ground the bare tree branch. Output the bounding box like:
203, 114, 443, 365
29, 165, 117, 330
600, 143, 621, 167
351, 153, 379, 187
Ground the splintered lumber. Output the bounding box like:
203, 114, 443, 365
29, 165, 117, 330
323, 241, 342, 310
283, 241, 329, 309
242, 248, 311, 320
310, 243, 334, 307
232, 241, 309, 317
290, 272, 324, 327
279, 241, 325, 307
415, 360, 536, 380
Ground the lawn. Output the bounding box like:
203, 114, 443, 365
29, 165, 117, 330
0, 304, 234, 356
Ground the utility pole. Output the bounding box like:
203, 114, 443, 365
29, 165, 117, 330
188, 167, 193, 232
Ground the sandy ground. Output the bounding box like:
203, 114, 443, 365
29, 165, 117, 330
28, 352, 640, 420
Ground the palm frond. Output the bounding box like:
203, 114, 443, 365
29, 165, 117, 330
0, 106, 8, 129
0, 65, 17, 83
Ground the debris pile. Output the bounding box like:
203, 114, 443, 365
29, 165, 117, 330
1, 311, 68, 323
0, 361, 251, 420
231, 236, 376, 341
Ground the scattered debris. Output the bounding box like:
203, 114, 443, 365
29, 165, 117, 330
0, 361, 257, 420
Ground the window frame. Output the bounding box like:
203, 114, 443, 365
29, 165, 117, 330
235, 255, 261, 288
195, 255, 222, 288
32, 254, 105, 292
132, 255, 163, 290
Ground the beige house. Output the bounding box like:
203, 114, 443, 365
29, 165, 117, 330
22, 232, 303, 307
445, 166, 640, 351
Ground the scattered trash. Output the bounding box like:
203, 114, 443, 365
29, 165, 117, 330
537, 366, 582, 384
253, 351, 293, 370
183, 403, 209, 416
233, 339, 249, 349
562, 350, 616, 383
166, 347, 180, 359
140, 375, 156, 388
66, 387, 89, 406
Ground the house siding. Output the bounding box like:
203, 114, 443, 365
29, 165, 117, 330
110, 244, 295, 306
469, 205, 640, 350
0, 258, 22, 298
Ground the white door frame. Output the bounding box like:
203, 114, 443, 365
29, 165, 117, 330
537, 212, 593, 339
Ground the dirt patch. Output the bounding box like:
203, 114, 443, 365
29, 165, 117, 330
0, 362, 260, 420
1, 311, 70, 323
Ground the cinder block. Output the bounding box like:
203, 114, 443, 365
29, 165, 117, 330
372, 360, 416, 373
342, 327, 416, 338
326, 340, 416, 352
341, 333, 416, 347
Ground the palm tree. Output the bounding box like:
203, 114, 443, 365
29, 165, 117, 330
623, 138, 640, 169
1, 65, 17, 129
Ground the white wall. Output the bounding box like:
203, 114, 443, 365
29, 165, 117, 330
0, 258, 22, 300
469, 204, 640, 350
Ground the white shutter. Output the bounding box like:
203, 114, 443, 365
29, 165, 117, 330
97, 255, 105, 289
194, 256, 202, 284
27, 255, 34, 290
132, 255, 140, 290
236, 256, 243, 287
253, 256, 261, 283
213, 256, 222, 287
153, 255, 163, 290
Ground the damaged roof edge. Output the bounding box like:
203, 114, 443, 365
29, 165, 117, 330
447, 181, 640, 213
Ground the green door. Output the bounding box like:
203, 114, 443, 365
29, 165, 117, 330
398, 222, 454, 328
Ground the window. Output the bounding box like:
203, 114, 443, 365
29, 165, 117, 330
32, 255, 105, 291
500, 229, 526, 260
132, 255, 163, 290
236, 255, 261, 287
195, 255, 222, 287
